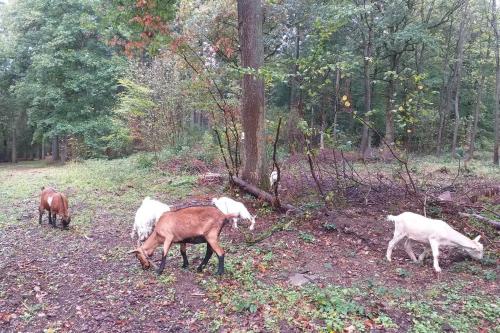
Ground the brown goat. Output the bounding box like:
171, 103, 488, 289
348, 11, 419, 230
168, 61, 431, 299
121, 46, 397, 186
39, 187, 71, 228
128, 206, 236, 275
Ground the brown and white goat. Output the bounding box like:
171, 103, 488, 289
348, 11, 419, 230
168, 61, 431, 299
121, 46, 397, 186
128, 206, 237, 275
39, 187, 71, 228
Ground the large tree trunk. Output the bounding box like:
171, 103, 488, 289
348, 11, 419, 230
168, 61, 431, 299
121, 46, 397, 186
286, 23, 302, 154
451, 5, 469, 156
237, 0, 267, 187
493, 0, 500, 165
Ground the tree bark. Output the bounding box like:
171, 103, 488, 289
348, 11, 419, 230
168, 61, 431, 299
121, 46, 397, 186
492, 0, 500, 165
237, 0, 267, 187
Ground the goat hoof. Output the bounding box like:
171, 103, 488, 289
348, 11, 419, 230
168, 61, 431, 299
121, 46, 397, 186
182, 264, 188, 269
216, 270, 224, 276
156, 270, 163, 275
196, 267, 204, 273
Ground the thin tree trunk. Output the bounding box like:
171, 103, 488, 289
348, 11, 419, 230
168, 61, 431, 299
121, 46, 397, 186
238, 0, 267, 187
287, 23, 302, 154
60, 136, 68, 163
320, 107, 326, 149
468, 77, 485, 158
52, 136, 59, 162
310, 106, 315, 130
41, 136, 45, 160
468, 35, 490, 159
451, 4, 469, 156
332, 68, 340, 141
11, 123, 16, 163
384, 54, 398, 144
359, 11, 373, 155
492, 0, 500, 165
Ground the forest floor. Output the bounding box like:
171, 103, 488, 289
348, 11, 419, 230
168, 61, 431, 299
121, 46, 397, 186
0, 156, 498, 333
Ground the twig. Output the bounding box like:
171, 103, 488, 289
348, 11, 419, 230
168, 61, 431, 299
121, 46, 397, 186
304, 139, 325, 199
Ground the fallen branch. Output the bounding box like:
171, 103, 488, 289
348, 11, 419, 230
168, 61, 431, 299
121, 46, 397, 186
458, 212, 500, 230
241, 217, 296, 244
231, 176, 296, 213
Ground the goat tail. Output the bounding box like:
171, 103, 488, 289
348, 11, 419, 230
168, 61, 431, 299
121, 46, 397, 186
386, 214, 400, 223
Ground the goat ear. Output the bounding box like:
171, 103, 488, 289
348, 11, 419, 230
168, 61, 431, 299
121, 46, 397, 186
127, 249, 140, 254
473, 235, 481, 242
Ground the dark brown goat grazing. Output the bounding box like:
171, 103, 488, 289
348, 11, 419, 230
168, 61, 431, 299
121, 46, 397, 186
128, 206, 237, 275
39, 187, 71, 228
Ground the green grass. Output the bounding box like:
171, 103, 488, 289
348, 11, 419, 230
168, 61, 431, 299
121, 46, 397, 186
0, 156, 196, 229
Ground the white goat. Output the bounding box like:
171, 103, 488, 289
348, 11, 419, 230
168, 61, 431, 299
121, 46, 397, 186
386, 212, 483, 272
269, 170, 278, 189
130, 197, 171, 245
211, 196, 255, 230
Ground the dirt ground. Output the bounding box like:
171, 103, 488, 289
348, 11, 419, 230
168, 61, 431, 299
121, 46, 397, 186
0, 161, 498, 332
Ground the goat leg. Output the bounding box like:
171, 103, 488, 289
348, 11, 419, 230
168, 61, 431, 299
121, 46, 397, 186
418, 248, 431, 263
216, 254, 225, 275
206, 237, 225, 275
429, 240, 442, 273
180, 243, 189, 268
197, 244, 213, 272
157, 238, 173, 275
51, 213, 57, 227
386, 232, 405, 262
404, 239, 418, 263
